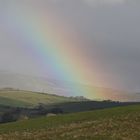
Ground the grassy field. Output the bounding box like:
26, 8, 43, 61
0, 89, 81, 107
0, 104, 139, 140
0, 96, 32, 108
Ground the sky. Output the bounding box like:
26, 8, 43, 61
0, 0, 140, 92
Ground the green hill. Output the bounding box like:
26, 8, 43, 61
0, 96, 32, 108
0, 104, 139, 140
0, 89, 86, 108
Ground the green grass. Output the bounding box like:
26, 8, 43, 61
0, 90, 80, 107
0, 105, 139, 140
0, 97, 32, 108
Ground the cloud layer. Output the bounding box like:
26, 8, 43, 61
0, 0, 140, 92
84, 0, 125, 6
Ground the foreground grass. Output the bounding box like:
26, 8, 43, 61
0, 105, 139, 140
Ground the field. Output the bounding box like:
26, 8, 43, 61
0, 104, 139, 140
0, 89, 83, 108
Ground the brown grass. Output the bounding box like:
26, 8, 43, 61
0, 113, 139, 140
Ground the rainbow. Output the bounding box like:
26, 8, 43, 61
4, 2, 106, 99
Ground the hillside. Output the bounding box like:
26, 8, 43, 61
0, 105, 139, 140
0, 89, 87, 108
0, 72, 139, 102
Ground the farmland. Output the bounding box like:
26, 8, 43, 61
0, 104, 139, 140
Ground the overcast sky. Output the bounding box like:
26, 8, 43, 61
0, 0, 140, 91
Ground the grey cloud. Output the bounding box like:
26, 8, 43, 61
0, 0, 140, 92
48, 0, 140, 91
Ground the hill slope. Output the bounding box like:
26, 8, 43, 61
0, 105, 139, 140
0, 72, 139, 102
0, 89, 86, 108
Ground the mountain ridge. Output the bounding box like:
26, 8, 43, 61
0, 71, 139, 102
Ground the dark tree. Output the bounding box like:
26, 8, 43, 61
1, 112, 16, 123
50, 108, 63, 114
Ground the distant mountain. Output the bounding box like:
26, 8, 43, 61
0, 71, 87, 97
0, 72, 61, 95
0, 71, 139, 102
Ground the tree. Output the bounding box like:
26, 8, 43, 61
1, 112, 16, 123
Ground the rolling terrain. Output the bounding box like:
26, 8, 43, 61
0, 89, 86, 108
0, 72, 139, 102
0, 105, 139, 140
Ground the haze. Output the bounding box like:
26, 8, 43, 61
0, 0, 140, 92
